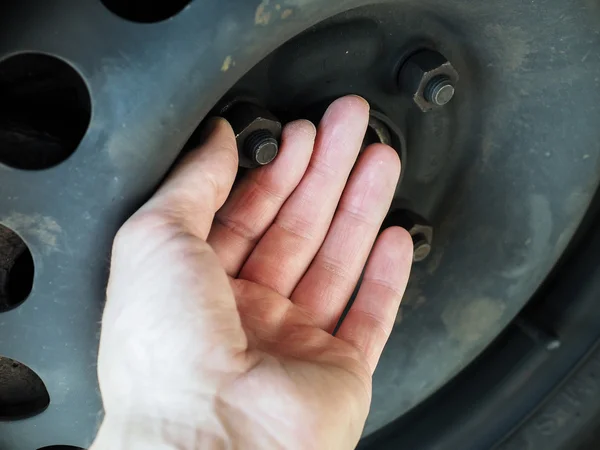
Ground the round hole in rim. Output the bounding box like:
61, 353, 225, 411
0, 224, 34, 312
101, 0, 192, 23
0, 357, 50, 420
38, 447, 85, 450
0, 53, 91, 170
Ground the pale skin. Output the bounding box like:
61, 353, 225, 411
91, 96, 413, 450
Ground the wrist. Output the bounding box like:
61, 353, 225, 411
90, 413, 228, 450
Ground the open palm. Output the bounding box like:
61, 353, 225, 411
93, 96, 413, 450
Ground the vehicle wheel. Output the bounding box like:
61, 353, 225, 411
1, 1, 600, 449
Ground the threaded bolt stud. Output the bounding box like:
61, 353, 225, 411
424, 76, 455, 106
244, 130, 279, 166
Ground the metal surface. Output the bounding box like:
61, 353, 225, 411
366, 115, 393, 147
360, 201, 600, 449
398, 49, 459, 112
1, 0, 600, 448
362, 112, 399, 157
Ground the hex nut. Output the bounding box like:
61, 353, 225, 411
399, 49, 459, 112
223, 102, 282, 169
412, 236, 432, 262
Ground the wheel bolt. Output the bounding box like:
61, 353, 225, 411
398, 49, 459, 111
424, 76, 455, 106
244, 129, 279, 166
412, 235, 432, 262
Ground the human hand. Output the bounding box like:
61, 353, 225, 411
91, 96, 413, 450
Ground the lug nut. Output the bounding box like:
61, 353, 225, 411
398, 49, 459, 112
424, 76, 455, 106
244, 129, 279, 166
221, 101, 282, 169
412, 235, 432, 262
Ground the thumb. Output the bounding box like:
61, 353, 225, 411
141, 117, 239, 240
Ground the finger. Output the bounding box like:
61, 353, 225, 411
139, 118, 239, 240
208, 120, 316, 276
239, 95, 370, 296
291, 144, 400, 331
335, 227, 413, 373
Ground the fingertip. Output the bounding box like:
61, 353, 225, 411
322, 95, 370, 126
361, 143, 401, 179
196, 117, 238, 167
204, 117, 235, 145
282, 119, 317, 141
331, 94, 370, 113
346, 94, 371, 111
199, 116, 230, 141
204, 116, 232, 132
258, 118, 316, 184
375, 226, 414, 273
214, 117, 235, 136
379, 226, 413, 250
